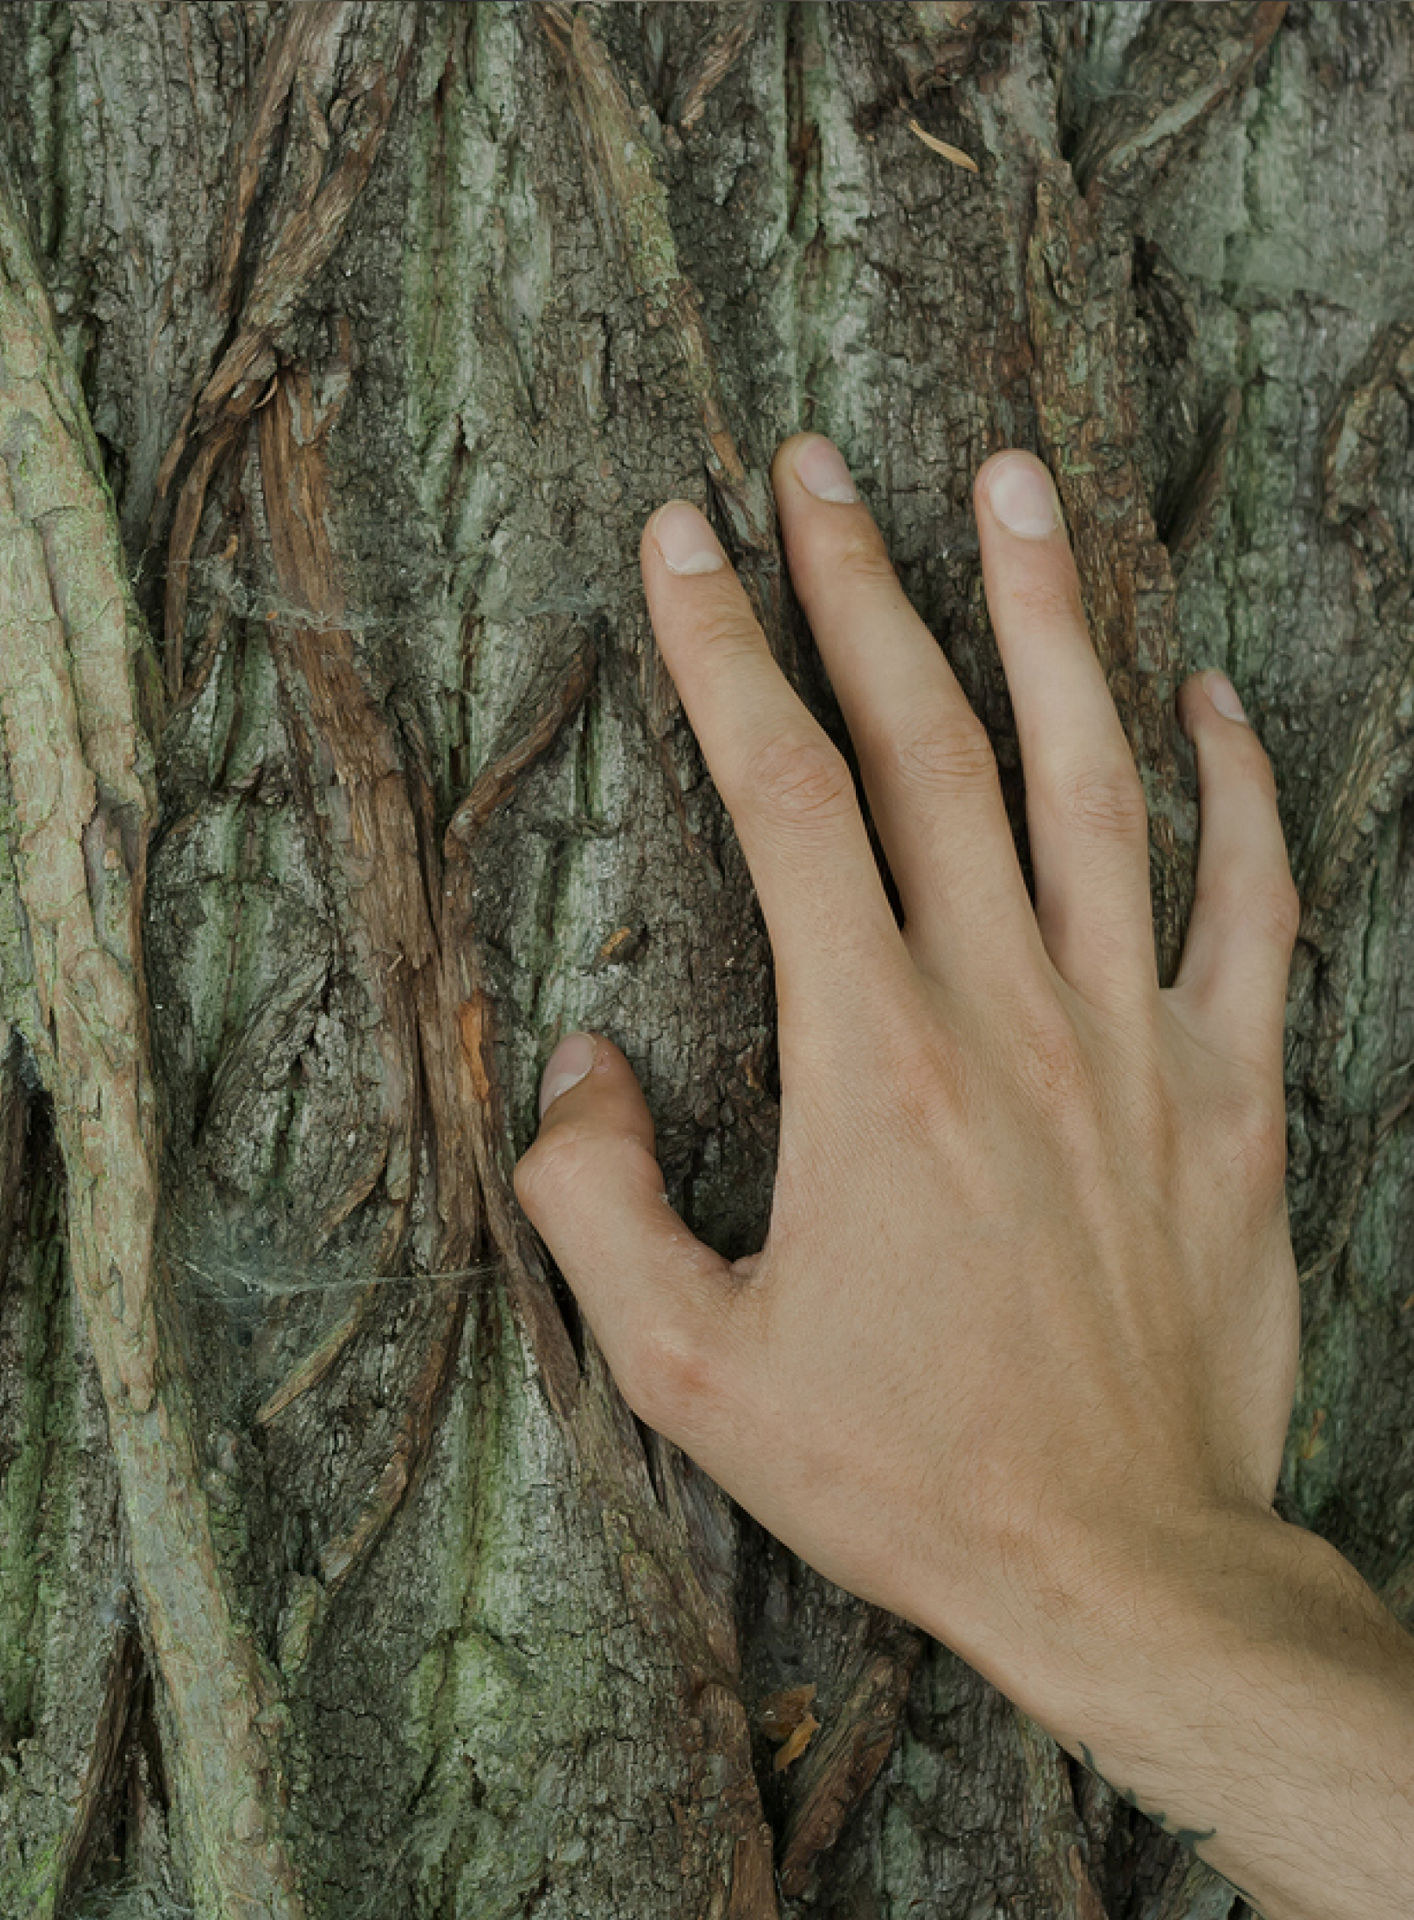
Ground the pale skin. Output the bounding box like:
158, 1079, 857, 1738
513, 436, 1414, 1917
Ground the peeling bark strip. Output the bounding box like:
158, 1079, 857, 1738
0, 176, 306, 1918
54, 1626, 146, 1910
534, 2, 755, 508
1012, 1708, 1110, 1920
255, 359, 592, 1600
255, 364, 477, 1626
161, 1, 417, 699
671, 2, 763, 133
778, 1626, 922, 1896
0, 1040, 25, 1295
569, 1377, 781, 1920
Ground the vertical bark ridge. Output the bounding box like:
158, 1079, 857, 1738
1300, 319, 1414, 923
533, 0, 782, 739
0, 172, 306, 1918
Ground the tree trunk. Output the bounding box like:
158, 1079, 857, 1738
0, 4, 1410, 1915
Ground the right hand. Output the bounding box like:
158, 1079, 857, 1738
514, 436, 1301, 1664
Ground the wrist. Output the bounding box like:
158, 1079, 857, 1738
929, 1502, 1414, 1919
948, 1499, 1353, 1731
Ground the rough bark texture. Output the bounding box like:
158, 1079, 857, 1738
0, 5, 1410, 1917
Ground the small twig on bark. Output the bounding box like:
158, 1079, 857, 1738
444, 640, 598, 852
317, 1286, 468, 1595
906, 116, 979, 171
254, 1292, 382, 1428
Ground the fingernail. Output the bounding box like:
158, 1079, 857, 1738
794, 436, 859, 504
986, 454, 1062, 539
651, 501, 726, 575
539, 1031, 598, 1117
1204, 670, 1247, 724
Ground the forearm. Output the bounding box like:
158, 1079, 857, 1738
959, 1512, 1414, 1919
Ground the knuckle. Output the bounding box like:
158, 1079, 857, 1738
690, 599, 766, 665
1190, 868, 1301, 951
1220, 1089, 1289, 1201
880, 1024, 960, 1142
746, 732, 855, 829
1244, 874, 1302, 949
882, 713, 998, 797
1014, 1000, 1094, 1118
514, 1123, 649, 1214
1225, 721, 1279, 789
1006, 575, 1088, 630
1051, 763, 1149, 842
1128, 1082, 1177, 1165
616, 1324, 715, 1434
1211, 721, 1288, 819
513, 1124, 593, 1214
829, 522, 902, 593
1247, 748, 1281, 809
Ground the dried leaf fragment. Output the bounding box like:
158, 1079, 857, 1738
906, 117, 979, 172
597, 924, 646, 964
760, 1682, 817, 1743
773, 1713, 820, 1773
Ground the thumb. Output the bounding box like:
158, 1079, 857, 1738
513, 1032, 732, 1438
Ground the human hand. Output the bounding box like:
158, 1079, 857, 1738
514, 440, 1414, 1919
514, 435, 1300, 1663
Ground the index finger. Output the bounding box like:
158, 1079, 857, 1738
641, 499, 905, 1037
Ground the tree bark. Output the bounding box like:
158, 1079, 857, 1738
0, 5, 1410, 1917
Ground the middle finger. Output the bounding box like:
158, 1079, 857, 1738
771, 434, 1042, 986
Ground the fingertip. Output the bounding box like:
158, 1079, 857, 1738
642, 499, 727, 576
532, 1029, 659, 1146
975, 450, 1064, 541
973, 446, 1021, 498
773, 432, 859, 504
538, 1029, 602, 1119
1203, 668, 1248, 724
1178, 669, 1249, 741
770, 430, 815, 488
